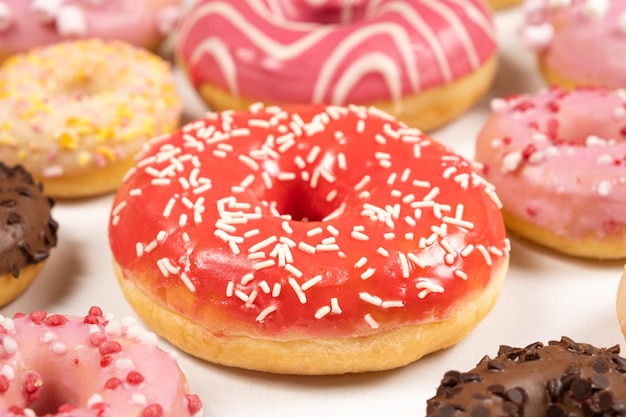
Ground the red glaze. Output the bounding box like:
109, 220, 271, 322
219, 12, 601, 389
109, 104, 509, 338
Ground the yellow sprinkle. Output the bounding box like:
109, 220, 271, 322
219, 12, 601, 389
97, 146, 116, 162
17, 150, 26, 161
77, 152, 91, 167
57, 131, 78, 150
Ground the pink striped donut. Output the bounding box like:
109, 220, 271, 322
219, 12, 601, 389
0, 0, 181, 61
177, 0, 498, 131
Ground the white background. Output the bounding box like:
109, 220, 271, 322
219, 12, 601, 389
2, 4, 624, 417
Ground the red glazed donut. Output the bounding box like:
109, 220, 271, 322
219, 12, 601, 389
0, 306, 202, 417
475, 87, 626, 258
176, 0, 498, 131
426, 338, 626, 417
108, 104, 510, 374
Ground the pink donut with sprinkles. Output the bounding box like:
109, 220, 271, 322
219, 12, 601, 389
108, 104, 510, 375
475, 87, 626, 258
0, 0, 181, 61
176, 0, 498, 131
0, 306, 202, 417
521, 0, 626, 89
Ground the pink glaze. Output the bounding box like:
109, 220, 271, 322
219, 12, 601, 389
0, 307, 202, 417
0, 0, 182, 58
475, 87, 626, 241
520, 0, 626, 88
177, 0, 496, 105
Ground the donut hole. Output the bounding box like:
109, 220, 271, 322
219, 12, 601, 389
261, 177, 343, 222
275, 0, 368, 24
24, 372, 80, 416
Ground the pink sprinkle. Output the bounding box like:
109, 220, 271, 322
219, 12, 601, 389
98, 341, 122, 356
143, 404, 164, 417
44, 314, 68, 327
186, 394, 203, 415
126, 371, 145, 385
29, 310, 47, 324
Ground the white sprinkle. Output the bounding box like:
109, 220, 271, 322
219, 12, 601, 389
306, 227, 323, 237
330, 298, 342, 314
351, 230, 369, 241
399, 253, 410, 278
501, 151, 523, 173
255, 305, 277, 322
112, 201, 127, 216
278, 172, 297, 181
248, 236, 278, 253
460, 244, 475, 257
114, 357, 134, 370
306, 145, 321, 163
285, 264, 303, 278
423, 187, 440, 201
226, 281, 235, 297
384, 232, 395, 240
288, 278, 307, 304
476, 244, 493, 265
87, 394, 105, 407
360, 268, 376, 280
315, 306, 331, 319
376, 247, 390, 257
253, 259, 276, 270
301, 275, 323, 291
354, 175, 371, 191
364, 314, 379, 329
298, 241, 316, 254
454, 270, 468, 280
272, 283, 282, 297
416, 280, 445, 298
337, 153, 347, 170
597, 180, 612, 196
354, 257, 368, 268
180, 272, 196, 292
144, 240, 158, 253
316, 243, 340, 251
405, 253, 425, 269
359, 292, 383, 306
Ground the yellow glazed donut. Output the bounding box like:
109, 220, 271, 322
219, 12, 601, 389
0, 39, 182, 199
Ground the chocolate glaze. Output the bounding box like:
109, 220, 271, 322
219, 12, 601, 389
0, 163, 57, 277
426, 337, 626, 417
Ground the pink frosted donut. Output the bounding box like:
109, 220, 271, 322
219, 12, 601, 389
475, 87, 626, 258
0, 306, 202, 417
176, 0, 498, 131
520, 0, 626, 89
0, 0, 182, 61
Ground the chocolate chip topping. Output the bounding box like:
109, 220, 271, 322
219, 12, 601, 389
0, 163, 57, 277
426, 338, 626, 417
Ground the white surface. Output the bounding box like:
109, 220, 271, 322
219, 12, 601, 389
2, 5, 624, 417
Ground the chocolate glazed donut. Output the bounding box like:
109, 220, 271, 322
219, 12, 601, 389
0, 163, 58, 278
426, 337, 626, 417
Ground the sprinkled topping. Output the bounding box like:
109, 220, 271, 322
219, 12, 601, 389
110, 104, 509, 337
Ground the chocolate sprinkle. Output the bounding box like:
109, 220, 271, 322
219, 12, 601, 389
0, 163, 58, 277
426, 338, 626, 417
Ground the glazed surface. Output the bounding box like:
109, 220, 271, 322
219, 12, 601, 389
0, 163, 57, 278
427, 337, 626, 417
0, 0, 181, 57
0, 307, 202, 417
0, 39, 181, 181
109, 104, 509, 338
177, 0, 496, 105
475, 87, 626, 242
521, 0, 626, 88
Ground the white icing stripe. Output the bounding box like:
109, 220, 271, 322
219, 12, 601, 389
313, 22, 419, 102
181, 3, 334, 61
446, 0, 495, 40
190, 38, 239, 96
420, 0, 480, 69
331, 52, 402, 105
374, 2, 452, 83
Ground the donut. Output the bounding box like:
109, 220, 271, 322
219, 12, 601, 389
520, 0, 626, 90
0, 39, 182, 199
0, 163, 57, 307
176, 0, 499, 131
108, 103, 510, 375
426, 337, 626, 417
0, 306, 203, 417
0, 0, 182, 61
475, 87, 626, 259
487, 0, 522, 10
